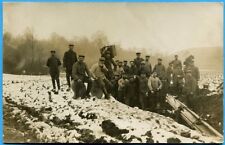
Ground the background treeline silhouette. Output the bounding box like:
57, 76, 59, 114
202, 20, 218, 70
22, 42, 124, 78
3, 28, 162, 75
4, 28, 222, 75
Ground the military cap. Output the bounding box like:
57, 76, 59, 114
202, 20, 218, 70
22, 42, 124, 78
119, 61, 123, 63
50, 50, 56, 53
78, 55, 85, 58
130, 60, 134, 63
146, 55, 150, 58
99, 57, 105, 61
158, 58, 162, 61
136, 52, 141, 55
69, 44, 74, 46
124, 60, 128, 62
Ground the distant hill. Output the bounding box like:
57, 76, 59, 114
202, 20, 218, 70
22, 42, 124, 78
173, 47, 223, 72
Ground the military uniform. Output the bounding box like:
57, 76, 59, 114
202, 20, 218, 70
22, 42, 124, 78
123, 61, 130, 75
173, 67, 184, 95
90, 58, 111, 99
166, 64, 174, 94
102, 51, 117, 80
148, 74, 163, 111
63, 47, 77, 88
47, 52, 61, 90
134, 52, 144, 72
153, 63, 166, 80
138, 74, 149, 110
183, 71, 198, 108
129, 63, 138, 76
172, 59, 182, 69
72, 56, 92, 98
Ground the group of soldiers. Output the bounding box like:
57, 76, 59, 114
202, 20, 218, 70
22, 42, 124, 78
47, 44, 200, 112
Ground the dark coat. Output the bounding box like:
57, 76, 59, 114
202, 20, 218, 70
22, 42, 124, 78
129, 65, 138, 76
63, 50, 77, 70
153, 64, 166, 80
123, 65, 130, 74
172, 59, 182, 69
46, 56, 61, 77
134, 57, 144, 70
72, 61, 91, 81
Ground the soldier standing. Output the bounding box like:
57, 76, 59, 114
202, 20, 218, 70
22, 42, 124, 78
183, 70, 197, 109
46, 50, 61, 93
129, 61, 138, 76
172, 55, 182, 69
134, 52, 144, 72
190, 60, 200, 82
153, 58, 166, 80
144, 55, 152, 78
123, 60, 130, 75
173, 65, 184, 95
63, 44, 77, 91
72, 55, 92, 98
90, 57, 111, 99
148, 72, 162, 112
138, 71, 150, 110
166, 62, 174, 94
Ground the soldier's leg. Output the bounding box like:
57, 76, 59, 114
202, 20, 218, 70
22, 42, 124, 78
139, 93, 146, 110
66, 69, 71, 88
50, 74, 56, 90
84, 76, 93, 96
56, 72, 60, 90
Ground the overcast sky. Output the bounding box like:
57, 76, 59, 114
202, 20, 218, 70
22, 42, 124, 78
3, 2, 223, 53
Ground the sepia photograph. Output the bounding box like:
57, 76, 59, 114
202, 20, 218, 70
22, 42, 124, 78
2, 2, 223, 143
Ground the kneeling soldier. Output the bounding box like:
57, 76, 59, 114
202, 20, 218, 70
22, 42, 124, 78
72, 55, 92, 98
91, 57, 112, 99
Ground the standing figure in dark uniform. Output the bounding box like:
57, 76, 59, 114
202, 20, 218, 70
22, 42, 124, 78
123, 60, 130, 75
129, 61, 138, 76
72, 55, 92, 98
153, 58, 166, 80
153, 58, 167, 108
138, 71, 150, 110
63, 44, 77, 91
144, 55, 152, 78
134, 52, 144, 72
47, 50, 61, 93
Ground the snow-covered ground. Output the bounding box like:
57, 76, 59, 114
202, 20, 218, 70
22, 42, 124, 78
3, 74, 223, 143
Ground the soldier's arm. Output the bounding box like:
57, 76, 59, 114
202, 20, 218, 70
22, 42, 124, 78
46, 58, 50, 67
149, 64, 152, 74
74, 52, 78, 62
57, 58, 61, 66
158, 78, 163, 89
85, 63, 92, 77
148, 78, 153, 91
90, 64, 97, 79
111, 58, 117, 69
